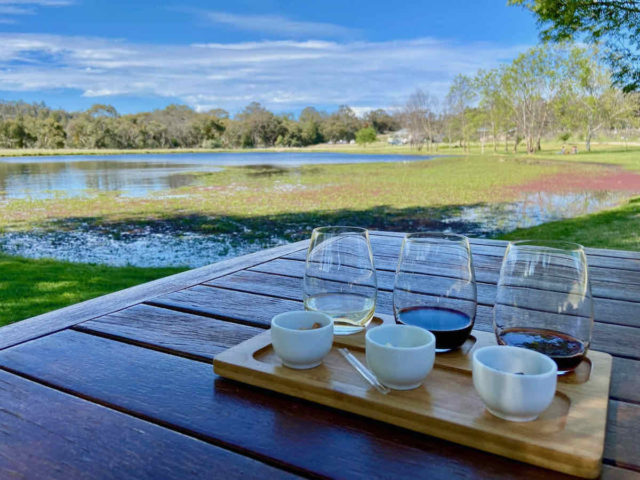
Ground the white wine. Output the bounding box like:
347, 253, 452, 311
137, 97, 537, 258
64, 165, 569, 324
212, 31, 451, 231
304, 292, 376, 335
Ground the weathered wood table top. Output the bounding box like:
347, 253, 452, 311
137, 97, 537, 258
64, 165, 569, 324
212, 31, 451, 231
0, 231, 638, 479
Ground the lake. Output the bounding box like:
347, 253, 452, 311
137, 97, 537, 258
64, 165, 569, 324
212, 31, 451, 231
0, 152, 430, 199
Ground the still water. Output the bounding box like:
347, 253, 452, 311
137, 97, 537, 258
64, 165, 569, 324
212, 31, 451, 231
0, 152, 430, 199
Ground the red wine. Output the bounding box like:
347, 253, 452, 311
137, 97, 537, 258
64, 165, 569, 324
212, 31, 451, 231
396, 306, 474, 351
497, 327, 586, 372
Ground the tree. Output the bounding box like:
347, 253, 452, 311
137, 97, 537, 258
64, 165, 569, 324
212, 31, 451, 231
320, 105, 361, 142
35, 117, 66, 148
355, 126, 377, 146
557, 47, 636, 151
509, 0, 640, 91
298, 107, 324, 145
499, 46, 570, 153
474, 68, 511, 152
276, 114, 305, 147
445, 75, 475, 151
402, 89, 437, 151
365, 109, 399, 133
0, 118, 35, 148
233, 102, 284, 147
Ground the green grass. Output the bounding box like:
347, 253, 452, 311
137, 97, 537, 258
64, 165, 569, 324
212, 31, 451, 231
0, 254, 185, 326
2, 138, 636, 158
498, 197, 640, 251
0, 142, 433, 157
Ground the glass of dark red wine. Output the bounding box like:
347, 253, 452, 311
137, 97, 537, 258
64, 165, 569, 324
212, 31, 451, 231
494, 240, 594, 374
393, 232, 477, 352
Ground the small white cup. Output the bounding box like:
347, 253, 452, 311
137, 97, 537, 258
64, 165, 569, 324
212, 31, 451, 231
472, 346, 558, 422
365, 324, 436, 390
271, 311, 333, 369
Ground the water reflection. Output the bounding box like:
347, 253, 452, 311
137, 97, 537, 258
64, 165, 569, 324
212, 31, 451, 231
448, 190, 629, 236
0, 160, 222, 199
0, 152, 432, 199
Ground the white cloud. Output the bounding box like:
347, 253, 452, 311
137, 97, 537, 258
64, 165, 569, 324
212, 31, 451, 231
0, 33, 529, 113
0, 0, 71, 22
204, 11, 355, 39
0, 5, 34, 14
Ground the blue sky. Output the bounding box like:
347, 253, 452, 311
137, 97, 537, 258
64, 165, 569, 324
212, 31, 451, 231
0, 1, 539, 114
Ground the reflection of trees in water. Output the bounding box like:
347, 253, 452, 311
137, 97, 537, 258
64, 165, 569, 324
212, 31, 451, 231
518, 191, 625, 227
167, 174, 197, 189
455, 190, 631, 236
0, 160, 202, 198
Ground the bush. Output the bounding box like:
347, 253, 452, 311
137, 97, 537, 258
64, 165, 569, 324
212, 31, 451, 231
355, 127, 377, 146
558, 132, 571, 142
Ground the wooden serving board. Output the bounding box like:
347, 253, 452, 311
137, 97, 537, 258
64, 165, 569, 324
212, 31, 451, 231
213, 315, 612, 478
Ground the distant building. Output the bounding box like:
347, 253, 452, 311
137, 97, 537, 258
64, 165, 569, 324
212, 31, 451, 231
388, 128, 409, 145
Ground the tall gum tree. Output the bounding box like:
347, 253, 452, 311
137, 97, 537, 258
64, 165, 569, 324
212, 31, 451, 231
500, 45, 569, 153
560, 47, 636, 151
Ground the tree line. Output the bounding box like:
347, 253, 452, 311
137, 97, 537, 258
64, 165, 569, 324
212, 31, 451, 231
403, 45, 640, 153
0, 101, 398, 150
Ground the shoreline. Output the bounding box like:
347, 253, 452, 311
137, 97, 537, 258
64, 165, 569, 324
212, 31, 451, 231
0, 144, 439, 158
0, 140, 633, 159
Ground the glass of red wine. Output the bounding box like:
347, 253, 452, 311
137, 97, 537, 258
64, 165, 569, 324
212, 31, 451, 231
393, 232, 477, 352
494, 240, 594, 374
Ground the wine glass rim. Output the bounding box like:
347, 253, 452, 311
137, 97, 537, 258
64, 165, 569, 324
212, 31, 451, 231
312, 226, 368, 235
405, 231, 468, 242
510, 239, 584, 251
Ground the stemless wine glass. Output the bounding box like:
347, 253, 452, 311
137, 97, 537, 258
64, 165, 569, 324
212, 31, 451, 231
494, 240, 594, 374
303, 226, 377, 335
393, 232, 477, 352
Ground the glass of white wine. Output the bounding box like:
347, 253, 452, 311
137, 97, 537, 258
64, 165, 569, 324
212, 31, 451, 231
303, 226, 377, 335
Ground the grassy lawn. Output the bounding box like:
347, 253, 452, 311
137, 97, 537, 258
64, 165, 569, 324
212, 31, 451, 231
0, 253, 185, 327
498, 197, 640, 251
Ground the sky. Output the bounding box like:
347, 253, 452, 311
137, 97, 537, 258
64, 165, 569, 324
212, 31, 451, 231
0, 1, 540, 115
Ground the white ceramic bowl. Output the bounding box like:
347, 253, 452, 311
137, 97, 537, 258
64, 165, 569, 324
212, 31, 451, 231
365, 324, 436, 390
472, 345, 558, 422
271, 311, 333, 369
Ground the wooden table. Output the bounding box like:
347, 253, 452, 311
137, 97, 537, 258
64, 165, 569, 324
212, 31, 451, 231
0, 231, 638, 479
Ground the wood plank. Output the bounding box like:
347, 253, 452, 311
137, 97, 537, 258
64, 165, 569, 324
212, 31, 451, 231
369, 230, 640, 260
150, 281, 640, 360
601, 465, 640, 480
0, 329, 604, 479
147, 285, 303, 328
254, 255, 640, 304
0, 240, 308, 351
76, 303, 262, 361
247, 258, 640, 328
368, 232, 640, 262
0, 369, 295, 479
610, 357, 640, 404
285, 243, 640, 291
605, 401, 640, 471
